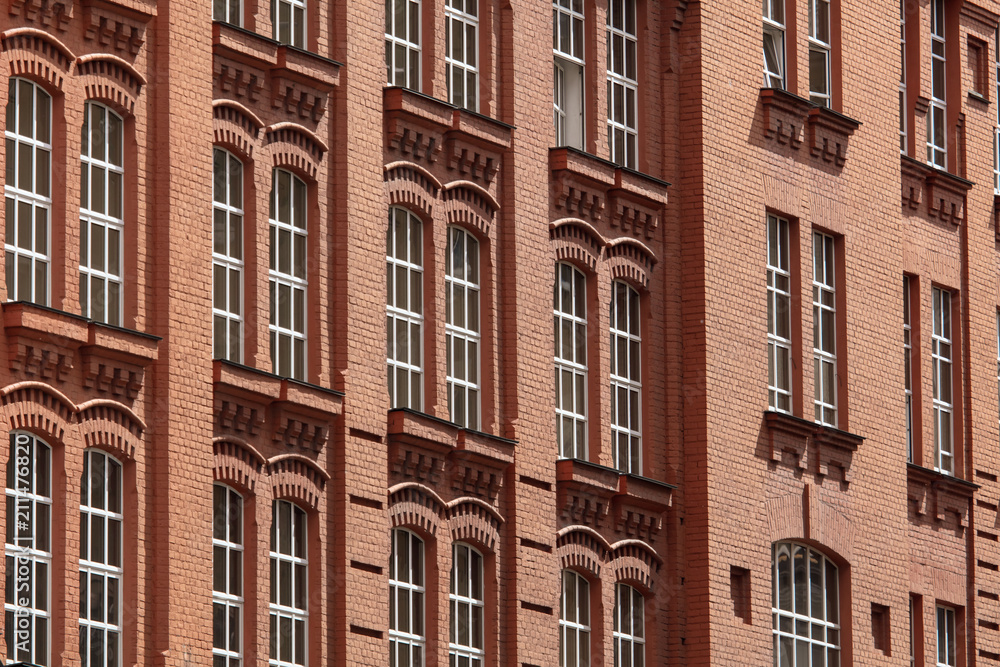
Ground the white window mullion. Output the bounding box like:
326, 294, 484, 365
772, 542, 841, 666
445, 226, 480, 430
386, 0, 421, 88
808, 0, 832, 106
763, 0, 785, 88
932, 286, 953, 475
269, 500, 307, 667
928, 0, 947, 167
900, 0, 907, 153
555, 263, 588, 460
387, 207, 424, 410
606, 0, 637, 168
613, 583, 644, 667
273, 0, 306, 47
213, 484, 244, 667
389, 529, 425, 667
269, 169, 308, 381
213, 149, 244, 363
559, 570, 590, 667
767, 215, 792, 413
812, 232, 837, 427
445, 0, 479, 112
936, 606, 957, 667
449, 543, 484, 667
554, 0, 585, 148
905, 277, 913, 462
610, 280, 641, 473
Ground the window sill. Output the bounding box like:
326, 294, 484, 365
968, 90, 990, 106
901, 155, 973, 225
763, 410, 863, 484
759, 87, 860, 167
906, 462, 977, 526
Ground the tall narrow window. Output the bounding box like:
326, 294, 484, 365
928, 0, 946, 167
808, 0, 831, 106
767, 214, 792, 413
213, 484, 243, 667
905, 277, 913, 462
386, 0, 421, 88
936, 606, 956, 667
387, 207, 424, 410
5, 433, 51, 666
900, 0, 907, 152
812, 232, 837, 427
554, 0, 585, 148
613, 584, 644, 667
555, 263, 587, 459
763, 0, 785, 88
445, 0, 479, 112
80, 101, 124, 326
273, 0, 305, 47
269, 169, 307, 380
445, 226, 480, 429
5, 79, 50, 305
213, 0, 241, 25
449, 542, 484, 667
995, 29, 999, 191
932, 286, 953, 475
610, 281, 641, 473
79, 450, 123, 667
772, 542, 840, 667
559, 570, 589, 667
270, 500, 307, 667
213, 149, 244, 363
389, 528, 425, 667
606, 0, 637, 168
996, 310, 999, 431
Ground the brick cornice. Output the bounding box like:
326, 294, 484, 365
763, 411, 863, 484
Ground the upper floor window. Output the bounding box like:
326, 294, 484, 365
606, 0, 637, 168
763, 0, 785, 88
79, 449, 123, 667
213, 484, 244, 667
387, 207, 424, 410
270, 500, 307, 667
767, 214, 792, 413
932, 286, 953, 475
936, 606, 956, 666
996, 310, 999, 431
269, 169, 307, 380
808, 0, 831, 106
213, 0, 241, 25
812, 232, 836, 427
559, 569, 590, 667
5, 78, 51, 306
613, 583, 644, 667
905, 277, 914, 462
900, 0, 907, 152
445, 0, 479, 112
386, 0, 421, 89
80, 101, 124, 327
389, 528, 425, 666
555, 262, 587, 460
610, 280, 641, 473
554, 0, 585, 149
772, 542, 840, 667
927, 0, 946, 167
449, 542, 484, 667
273, 0, 305, 48
445, 226, 480, 429
5, 432, 51, 666
995, 29, 999, 191
213, 148, 244, 363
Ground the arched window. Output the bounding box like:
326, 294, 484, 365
213, 484, 244, 667
554, 262, 587, 459
213, 148, 244, 363
445, 226, 480, 429
610, 280, 641, 473
613, 583, 644, 667
772, 542, 840, 667
449, 542, 483, 666
79, 449, 123, 667
4, 432, 52, 666
270, 500, 307, 667
5, 78, 51, 305
389, 528, 425, 666
387, 207, 424, 410
559, 569, 590, 667
269, 169, 307, 380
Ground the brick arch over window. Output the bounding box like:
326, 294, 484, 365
267, 453, 329, 512
76, 399, 144, 461
263, 122, 327, 181
1, 28, 75, 90
213, 436, 266, 493
213, 100, 263, 161
0, 381, 74, 444
549, 218, 606, 273
442, 181, 498, 241
388, 482, 446, 537
385, 161, 441, 219
609, 540, 662, 592
75, 54, 145, 116
556, 527, 611, 579
445, 497, 502, 553
606, 238, 656, 290
765, 490, 855, 563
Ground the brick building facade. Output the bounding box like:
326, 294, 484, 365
0, 0, 995, 663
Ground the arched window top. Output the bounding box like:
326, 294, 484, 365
613, 583, 644, 667
560, 568, 591, 667
390, 527, 426, 666
772, 541, 841, 666
270, 498, 307, 667
450, 541, 484, 664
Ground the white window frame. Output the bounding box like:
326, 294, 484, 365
449, 542, 484, 667
900, 0, 907, 153
928, 0, 947, 168
767, 214, 792, 413
606, 0, 638, 168
996, 310, 999, 432
808, 0, 832, 107
269, 169, 308, 381
610, 280, 641, 473
445, 0, 479, 112
559, 569, 590, 667
772, 542, 841, 667
79, 449, 123, 667
763, 0, 785, 88
905, 277, 913, 462
213, 484, 244, 667
554, 0, 585, 149
613, 583, 644, 667
213, 0, 242, 25
273, 0, 306, 47
555, 262, 588, 460
213, 148, 244, 363
812, 231, 837, 427
389, 528, 425, 667
386, 0, 421, 88
79, 101, 124, 327
5, 78, 51, 306
269, 500, 308, 667
387, 207, 424, 410
995, 28, 999, 192
445, 226, 481, 429
932, 286, 954, 475
936, 605, 956, 667
5, 432, 51, 666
